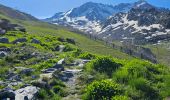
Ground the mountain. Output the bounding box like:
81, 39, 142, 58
99, 1, 170, 44
46, 0, 170, 44
0, 4, 38, 21
44, 2, 133, 34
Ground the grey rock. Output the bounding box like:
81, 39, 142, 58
0, 37, 9, 43
15, 86, 39, 100
42, 68, 58, 73
56, 45, 65, 52
0, 88, 15, 100
0, 29, 6, 35
20, 68, 34, 75
0, 48, 11, 52
7, 73, 21, 81
66, 38, 76, 44
31, 38, 41, 44
0, 51, 7, 57
57, 58, 65, 65
53, 64, 64, 71
12, 38, 27, 44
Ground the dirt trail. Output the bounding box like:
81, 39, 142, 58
62, 69, 82, 100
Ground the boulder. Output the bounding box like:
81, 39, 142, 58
15, 86, 39, 100
20, 68, 34, 75
57, 58, 65, 65
55, 45, 65, 52
0, 51, 7, 57
53, 64, 64, 71
0, 87, 15, 99
42, 68, 58, 73
0, 48, 11, 52
31, 38, 41, 44
0, 37, 9, 43
12, 38, 27, 44
66, 38, 76, 44
0, 29, 6, 35
7, 73, 21, 81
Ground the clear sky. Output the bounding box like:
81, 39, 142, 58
0, 0, 170, 19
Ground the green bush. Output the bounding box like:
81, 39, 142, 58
78, 52, 96, 60
130, 78, 161, 100
112, 95, 129, 100
83, 80, 123, 100
86, 57, 122, 77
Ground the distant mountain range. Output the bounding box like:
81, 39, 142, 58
45, 0, 170, 44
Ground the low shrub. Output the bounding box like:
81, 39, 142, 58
83, 80, 123, 100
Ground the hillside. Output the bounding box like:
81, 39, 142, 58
0, 3, 170, 100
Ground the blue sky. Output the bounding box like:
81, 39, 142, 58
0, 0, 170, 19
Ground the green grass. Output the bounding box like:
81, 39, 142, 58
145, 43, 170, 66
0, 14, 133, 60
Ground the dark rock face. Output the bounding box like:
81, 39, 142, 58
0, 37, 9, 43
12, 38, 27, 44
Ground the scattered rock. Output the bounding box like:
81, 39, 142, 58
0, 51, 7, 57
0, 47, 11, 52
57, 58, 65, 65
0, 29, 6, 35
7, 73, 21, 81
15, 86, 39, 100
31, 38, 41, 44
66, 38, 76, 44
0, 87, 15, 99
12, 38, 27, 44
0, 37, 9, 43
55, 45, 65, 52
20, 68, 34, 75
42, 68, 58, 73
74, 59, 91, 67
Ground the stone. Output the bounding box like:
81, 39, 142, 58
66, 38, 76, 44
0, 37, 9, 43
74, 59, 91, 67
0, 88, 15, 99
53, 64, 64, 71
55, 45, 65, 52
0, 48, 11, 52
62, 71, 74, 78
57, 58, 65, 65
12, 38, 27, 44
0, 51, 7, 57
20, 68, 34, 75
31, 38, 41, 44
0, 29, 6, 35
15, 86, 39, 100
42, 68, 58, 73
7, 73, 21, 81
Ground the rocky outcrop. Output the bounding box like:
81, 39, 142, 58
0, 37, 9, 43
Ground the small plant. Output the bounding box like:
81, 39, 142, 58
85, 57, 122, 77
83, 80, 123, 100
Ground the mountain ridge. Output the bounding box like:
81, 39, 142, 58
45, 1, 170, 44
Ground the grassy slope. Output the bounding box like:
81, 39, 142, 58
145, 43, 170, 66
0, 14, 133, 60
